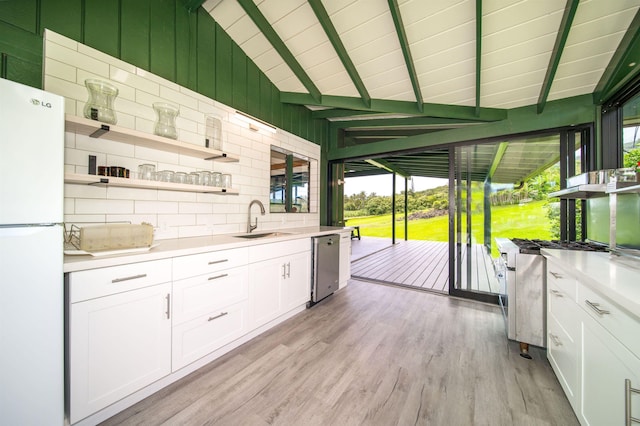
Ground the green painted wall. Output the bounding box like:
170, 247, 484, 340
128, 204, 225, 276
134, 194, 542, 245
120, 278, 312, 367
0, 0, 327, 145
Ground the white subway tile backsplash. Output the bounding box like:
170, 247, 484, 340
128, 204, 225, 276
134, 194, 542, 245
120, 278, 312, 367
44, 30, 78, 50
110, 66, 160, 97
77, 43, 136, 74
44, 75, 85, 102
75, 198, 133, 214
46, 30, 321, 239
135, 200, 179, 214
45, 58, 76, 83
75, 134, 135, 158
46, 42, 109, 77
179, 202, 213, 214
159, 86, 198, 110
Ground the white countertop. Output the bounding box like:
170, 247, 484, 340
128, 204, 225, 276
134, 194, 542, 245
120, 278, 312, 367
64, 226, 350, 273
541, 249, 640, 320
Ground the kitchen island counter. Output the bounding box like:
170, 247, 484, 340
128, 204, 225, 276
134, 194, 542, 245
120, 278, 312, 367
541, 249, 640, 320
64, 226, 349, 273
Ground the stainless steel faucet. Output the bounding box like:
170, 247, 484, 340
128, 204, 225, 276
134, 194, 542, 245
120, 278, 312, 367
247, 199, 266, 233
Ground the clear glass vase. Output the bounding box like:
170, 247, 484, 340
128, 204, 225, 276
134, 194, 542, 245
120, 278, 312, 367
83, 79, 118, 124
153, 102, 179, 140
205, 115, 223, 150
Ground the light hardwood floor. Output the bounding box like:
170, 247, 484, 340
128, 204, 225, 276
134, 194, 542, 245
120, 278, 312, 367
102, 280, 578, 426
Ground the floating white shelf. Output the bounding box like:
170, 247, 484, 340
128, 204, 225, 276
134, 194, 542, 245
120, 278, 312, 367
64, 173, 238, 195
65, 115, 238, 162
548, 184, 607, 199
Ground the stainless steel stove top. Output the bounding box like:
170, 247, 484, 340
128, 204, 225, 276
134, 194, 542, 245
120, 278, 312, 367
510, 238, 609, 254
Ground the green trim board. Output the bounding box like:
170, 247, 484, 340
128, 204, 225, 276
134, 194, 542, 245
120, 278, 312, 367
387, 0, 423, 112
593, 8, 640, 104
327, 94, 596, 161
281, 92, 507, 121
308, 0, 370, 108
310, 109, 381, 119
475, 0, 482, 116
537, 0, 579, 114
236, 0, 321, 103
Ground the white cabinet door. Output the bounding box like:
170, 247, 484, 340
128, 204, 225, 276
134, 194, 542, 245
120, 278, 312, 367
69, 283, 172, 424
281, 251, 311, 312
248, 258, 282, 329
580, 310, 640, 426
339, 233, 351, 289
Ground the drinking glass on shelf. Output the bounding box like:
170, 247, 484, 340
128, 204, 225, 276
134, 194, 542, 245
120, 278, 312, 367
173, 172, 187, 184
221, 174, 232, 188
188, 172, 200, 185
138, 164, 155, 180
211, 172, 222, 187
198, 171, 212, 186
158, 170, 174, 182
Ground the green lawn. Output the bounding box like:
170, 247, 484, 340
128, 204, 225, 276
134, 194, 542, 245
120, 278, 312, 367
345, 200, 553, 258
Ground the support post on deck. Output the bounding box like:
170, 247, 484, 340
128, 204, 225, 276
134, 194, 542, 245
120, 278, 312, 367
484, 177, 492, 252
392, 173, 396, 244
404, 177, 408, 241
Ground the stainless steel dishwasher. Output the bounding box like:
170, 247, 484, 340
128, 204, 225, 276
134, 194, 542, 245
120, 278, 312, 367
311, 234, 340, 303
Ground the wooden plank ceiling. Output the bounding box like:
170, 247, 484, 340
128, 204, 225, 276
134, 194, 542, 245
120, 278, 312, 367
203, 0, 640, 183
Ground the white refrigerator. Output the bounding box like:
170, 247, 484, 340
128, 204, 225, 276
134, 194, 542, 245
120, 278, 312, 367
0, 77, 65, 424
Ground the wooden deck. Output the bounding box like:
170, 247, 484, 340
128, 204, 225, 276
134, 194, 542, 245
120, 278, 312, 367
351, 239, 498, 294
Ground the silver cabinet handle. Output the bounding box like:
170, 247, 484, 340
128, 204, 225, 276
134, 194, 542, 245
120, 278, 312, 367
207, 312, 228, 322
626, 379, 640, 425
112, 273, 147, 283
550, 289, 563, 297
548, 333, 562, 347
549, 271, 563, 279
286, 262, 291, 278
208, 259, 228, 265
165, 294, 171, 319
208, 273, 228, 281
585, 299, 610, 316
282, 263, 287, 279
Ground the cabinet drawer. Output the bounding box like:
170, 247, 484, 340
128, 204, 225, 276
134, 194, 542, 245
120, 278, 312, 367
579, 283, 640, 358
173, 247, 248, 281
69, 259, 172, 303
172, 266, 248, 324
548, 281, 579, 334
249, 238, 310, 263
547, 314, 579, 406
172, 300, 248, 371
546, 259, 577, 301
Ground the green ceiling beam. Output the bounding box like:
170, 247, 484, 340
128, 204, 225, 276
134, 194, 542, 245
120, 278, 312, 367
332, 116, 482, 129
236, 0, 322, 103
486, 142, 508, 180
593, 8, 640, 104
387, 0, 423, 112
281, 92, 507, 121
183, 0, 206, 12
308, 0, 370, 108
365, 159, 412, 178
347, 129, 440, 137
537, 0, 579, 114
311, 109, 381, 119
475, 0, 482, 116
327, 94, 595, 161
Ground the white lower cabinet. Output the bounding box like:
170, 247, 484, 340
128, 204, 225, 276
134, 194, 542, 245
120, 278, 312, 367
580, 311, 640, 426
249, 239, 311, 329
68, 282, 172, 424
339, 232, 351, 289
67, 235, 325, 424
545, 255, 640, 426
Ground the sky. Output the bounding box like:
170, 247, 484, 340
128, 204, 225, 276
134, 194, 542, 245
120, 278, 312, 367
344, 175, 447, 196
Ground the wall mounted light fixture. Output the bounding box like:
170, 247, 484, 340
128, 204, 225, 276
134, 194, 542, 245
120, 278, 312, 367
234, 111, 277, 134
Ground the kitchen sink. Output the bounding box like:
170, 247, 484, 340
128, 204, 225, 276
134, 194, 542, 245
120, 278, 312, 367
234, 232, 293, 239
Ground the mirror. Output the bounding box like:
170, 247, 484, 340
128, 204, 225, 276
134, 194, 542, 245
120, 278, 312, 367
270, 146, 314, 213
